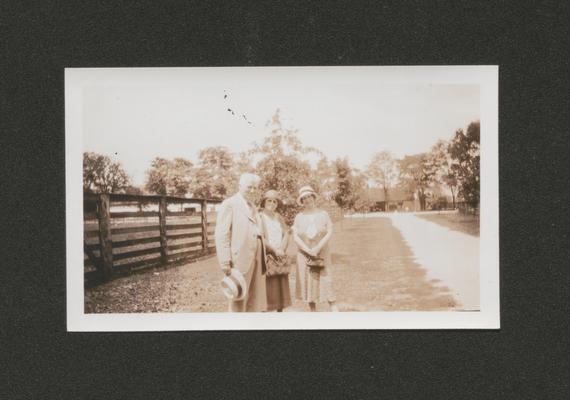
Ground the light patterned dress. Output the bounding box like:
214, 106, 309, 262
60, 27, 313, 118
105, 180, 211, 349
293, 210, 336, 303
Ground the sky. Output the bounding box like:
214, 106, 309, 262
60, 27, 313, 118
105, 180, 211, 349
82, 67, 480, 186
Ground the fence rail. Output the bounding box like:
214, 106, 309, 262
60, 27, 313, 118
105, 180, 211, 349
84, 193, 345, 285
84, 192, 221, 284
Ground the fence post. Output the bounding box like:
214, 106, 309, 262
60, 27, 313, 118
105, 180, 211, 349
97, 194, 113, 280
201, 200, 209, 253
159, 197, 168, 264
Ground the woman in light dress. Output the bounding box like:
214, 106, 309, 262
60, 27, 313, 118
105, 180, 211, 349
259, 190, 292, 312
291, 186, 339, 312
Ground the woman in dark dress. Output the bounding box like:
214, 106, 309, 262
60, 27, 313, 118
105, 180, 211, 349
259, 190, 292, 312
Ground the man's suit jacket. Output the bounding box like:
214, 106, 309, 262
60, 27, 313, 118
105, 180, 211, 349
214, 193, 262, 274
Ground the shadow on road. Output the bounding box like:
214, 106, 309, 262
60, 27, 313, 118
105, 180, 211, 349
85, 217, 459, 313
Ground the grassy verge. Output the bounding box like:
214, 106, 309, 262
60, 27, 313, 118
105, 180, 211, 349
417, 212, 479, 237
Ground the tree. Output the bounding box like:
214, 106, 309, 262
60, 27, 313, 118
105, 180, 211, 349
144, 157, 171, 195
449, 121, 480, 207
144, 157, 193, 196
315, 156, 336, 201
351, 171, 371, 212
251, 109, 321, 224
333, 158, 356, 210
332, 159, 369, 212
429, 139, 459, 209
124, 185, 143, 195
367, 151, 399, 209
256, 153, 312, 206
398, 153, 436, 211
234, 151, 255, 175
189, 147, 237, 199
170, 158, 193, 196
83, 152, 131, 193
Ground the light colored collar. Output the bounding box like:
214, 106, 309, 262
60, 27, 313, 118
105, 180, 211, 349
237, 192, 256, 222
237, 192, 249, 208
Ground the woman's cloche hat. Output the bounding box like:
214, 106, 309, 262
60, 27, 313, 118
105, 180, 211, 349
221, 269, 248, 301
261, 189, 282, 208
297, 185, 317, 205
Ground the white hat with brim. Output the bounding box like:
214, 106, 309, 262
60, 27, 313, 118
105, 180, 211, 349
221, 269, 248, 301
297, 186, 317, 206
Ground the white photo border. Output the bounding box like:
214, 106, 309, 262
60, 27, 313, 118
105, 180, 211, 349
66, 66, 499, 331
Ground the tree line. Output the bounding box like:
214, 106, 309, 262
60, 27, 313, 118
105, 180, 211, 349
84, 109, 480, 220
366, 120, 480, 211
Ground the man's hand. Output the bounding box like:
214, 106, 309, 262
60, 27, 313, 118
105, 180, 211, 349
221, 262, 232, 276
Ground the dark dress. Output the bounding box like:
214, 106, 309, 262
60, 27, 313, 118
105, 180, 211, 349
261, 211, 292, 311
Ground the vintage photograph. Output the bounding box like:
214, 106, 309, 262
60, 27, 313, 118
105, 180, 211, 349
66, 66, 499, 330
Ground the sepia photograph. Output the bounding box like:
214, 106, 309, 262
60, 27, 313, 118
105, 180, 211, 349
66, 66, 499, 330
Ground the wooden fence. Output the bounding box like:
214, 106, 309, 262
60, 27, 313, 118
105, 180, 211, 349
84, 193, 221, 284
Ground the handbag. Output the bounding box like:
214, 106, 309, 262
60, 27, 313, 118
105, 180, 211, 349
260, 212, 291, 276
298, 231, 327, 270
266, 253, 291, 276
299, 248, 325, 270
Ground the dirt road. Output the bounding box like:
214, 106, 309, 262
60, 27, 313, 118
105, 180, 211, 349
388, 213, 480, 310
85, 217, 461, 313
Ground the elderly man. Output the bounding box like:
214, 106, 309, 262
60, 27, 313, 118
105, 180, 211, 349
214, 173, 267, 312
